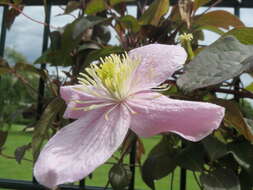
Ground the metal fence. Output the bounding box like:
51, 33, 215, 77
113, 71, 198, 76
0, 0, 252, 189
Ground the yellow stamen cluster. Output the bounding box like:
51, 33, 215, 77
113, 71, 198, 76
178, 33, 193, 42
78, 53, 140, 101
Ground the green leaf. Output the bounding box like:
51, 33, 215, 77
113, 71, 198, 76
141, 136, 177, 190
213, 99, 253, 142
193, 0, 209, 12
228, 141, 253, 171
78, 42, 100, 52
92, 25, 111, 44
176, 143, 205, 172
14, 143, 31, 164
0, 0, 11, 4
239, 169, 253, 190
177, 36, 253, 91
64, 1, 80, 14
200, 168, 240, 190
202, 136, 227, 161
14, 62, 41, 75
224, 27, 253, 45
139, 0, 169, 26
84, 0, 107, 15
109, 0, 133, 5
84, 46, 124, 65
0, 58, 11, 75
34, 16, 107, 66
245, 82, 253, 92
109, 163, 131, 190
199, 25, 225, 36
194, 10, 244, 29
119, 15, 141, 33
32, 97, 65, 161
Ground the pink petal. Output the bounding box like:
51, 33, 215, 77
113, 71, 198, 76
129, 44, 187, 91
34, 105, 131, 189
60, 85, 112, 119
127, 91, 224, 142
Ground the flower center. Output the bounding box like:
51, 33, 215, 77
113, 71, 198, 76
78, 53, 140, 101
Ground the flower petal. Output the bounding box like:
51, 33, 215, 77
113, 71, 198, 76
60, 85, 113, 119
129, 44, 187, 91
127, 91, 224, 141
34, 105, 131, 189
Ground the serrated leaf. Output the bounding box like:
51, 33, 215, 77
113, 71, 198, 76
176, 143, 205, 172
200, 168, 241, 190
139, 0, 169, 26
142, 136, 177, 190
177, 36, 253, 91
224, 27, 253, 45
14, 143, 31, 164
202, 136, 227, 161
32, 97, 65, 161
109, 163, 131, 190
213, 99, 253, 142
194, 10, 244, 29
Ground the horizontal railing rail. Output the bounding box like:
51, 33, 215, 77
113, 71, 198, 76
0, 178, 112, 190
0, 0, 252, 7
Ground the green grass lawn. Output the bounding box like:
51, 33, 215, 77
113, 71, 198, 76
0, 124, 200, 190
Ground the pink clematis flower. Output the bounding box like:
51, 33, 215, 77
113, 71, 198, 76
34, 44, 225, 189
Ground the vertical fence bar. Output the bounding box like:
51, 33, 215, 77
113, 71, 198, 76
233, 4, 241, 102
0, 5, 8, 57
179, 142, 186, 190
36, 2, 51, 120
129, 138, 137, 190
79, 179, 85, 190
33, 2, 51, 185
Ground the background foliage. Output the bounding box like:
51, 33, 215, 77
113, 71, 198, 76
1, 0, 253, 189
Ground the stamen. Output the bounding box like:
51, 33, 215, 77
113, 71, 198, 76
71, 102, 114, 111
104, 104, 119, 120
123, 102, 137, 115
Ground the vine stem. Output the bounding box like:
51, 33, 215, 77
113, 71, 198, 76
0, 152, 32, 162
163, 79, 253, 99
193, 172, 203, 190
2, 2, 58, 29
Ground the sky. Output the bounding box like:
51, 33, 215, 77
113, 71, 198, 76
0, 5, 252, 91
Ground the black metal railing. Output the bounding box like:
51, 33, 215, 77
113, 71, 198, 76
0, 0, 251, 189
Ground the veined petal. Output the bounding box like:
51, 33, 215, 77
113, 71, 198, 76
129, 44, 187, 91
127, 91, 224, 142
34, 105, 131, 189
60, 85, 114, 119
